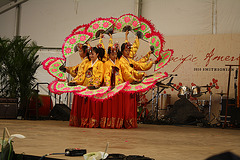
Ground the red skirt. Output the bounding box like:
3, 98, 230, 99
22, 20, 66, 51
69, 92, 138, 129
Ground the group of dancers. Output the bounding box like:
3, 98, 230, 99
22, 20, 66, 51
60, 31, 160, 129
61, 31, 159, 88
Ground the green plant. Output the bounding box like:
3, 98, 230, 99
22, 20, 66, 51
0, 36, 42, 117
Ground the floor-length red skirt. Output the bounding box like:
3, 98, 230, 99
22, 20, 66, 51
69, 92, 138, 129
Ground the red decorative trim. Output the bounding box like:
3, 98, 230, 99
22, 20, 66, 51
142, 72, 168, 84
48, 80, 62, 95
122, 82, 156, 93
71, 23, 89, 34
62, 31, 93, 58
155, 49, 174, 72
138, 16, 156, 33
93, 81, 129, 101
42, 57, 62, 70
53, 81, 87, 93
149, 31, 165, 53
45, 58, 66, 81
74, 86, 110, 98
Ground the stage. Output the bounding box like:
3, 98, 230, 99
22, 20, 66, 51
0, 120, 240, 160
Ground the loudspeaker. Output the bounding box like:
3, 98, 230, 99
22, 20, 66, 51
0, 98, 18, 119
50, 104, 71, 121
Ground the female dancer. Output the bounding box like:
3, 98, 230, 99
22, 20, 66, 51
70, 47, 104, 87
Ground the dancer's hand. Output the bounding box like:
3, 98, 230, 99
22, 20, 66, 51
100, 33, 103, 38
108, 33, 112, 39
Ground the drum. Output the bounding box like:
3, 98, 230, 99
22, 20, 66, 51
29, 94, 53, 117
178, 86, 190, 99
158, 94, 171, 117
191, 86, 201, 97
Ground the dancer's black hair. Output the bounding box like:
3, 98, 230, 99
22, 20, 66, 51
88, 47, 105, 61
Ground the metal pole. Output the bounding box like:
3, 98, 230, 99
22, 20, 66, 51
212, 0, 217, 34
224, 66, 232, 128
15, 4, 21, 36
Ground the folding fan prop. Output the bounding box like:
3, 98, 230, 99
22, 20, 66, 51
142, 72, 168, 84
54, 81, 87, 93
48, 81, 62, 95
113, 14, 140, 33
93, 82, 129, 101
148, 31, 165, 57
42, 57, 59, 70
154, 49, 173, 72
47, 58, 67, 81
71, 24, 89, 34
133, 16, 156, 41
86, 18, 115, 40
75, 86, 110, 97
62, 31, 92, 58
123, 82, 155, 93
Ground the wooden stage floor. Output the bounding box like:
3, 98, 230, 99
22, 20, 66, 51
0, 120, 240, 160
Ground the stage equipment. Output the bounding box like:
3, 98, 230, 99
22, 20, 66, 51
178, 86, 191, 99
165, 98, 205, 124
148, 74, 178, 121
0, 97, 18, 119
158, 94, 171, 117
223, 64, 240, 128
50, 104, 71, 121
28, 94, 53, 118
65, 148, 86, 156
191, 86, 201, 97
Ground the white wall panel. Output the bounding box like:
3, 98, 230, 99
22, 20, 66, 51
217, 0, 240, 34
0, 8, 16, 38
142, 0, 212, 36
20, 0, 136, 47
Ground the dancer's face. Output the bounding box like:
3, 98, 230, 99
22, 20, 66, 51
89, 50, 98, 62
109, 51, 117, 62
79, 49, 86, 58
123, 48, 130, 58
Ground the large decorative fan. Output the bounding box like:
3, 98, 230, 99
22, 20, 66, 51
42, 57, 59, 70
142, 72, 168, 84
47, 59, 67, 81
123, 82, 155, 93
48, 81, 62, 95
133, 16, 156, 41
148, 31, 165, 56
54, 81, 87, 93
93, 82, 129, 101
113, 14, 140, 33
71, 24, 89, 34
62, 31, 92, 58
75, 86, 110, 97
154, 49, 173, 71
86, 18, 115, 40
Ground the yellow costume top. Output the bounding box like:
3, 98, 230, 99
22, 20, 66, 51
119, 56, 145, 80
72, 59, 104, 87
125, 37, 151, 63
104, 59, 136, 86
66, 57, 89, 77
125, 37, 139, 59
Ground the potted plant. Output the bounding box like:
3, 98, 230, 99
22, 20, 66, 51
0, 36, 42, 118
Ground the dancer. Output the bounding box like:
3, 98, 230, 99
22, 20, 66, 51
71, 47, 104, 87
60, 43, 89, 78
104, 35, 137, 87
